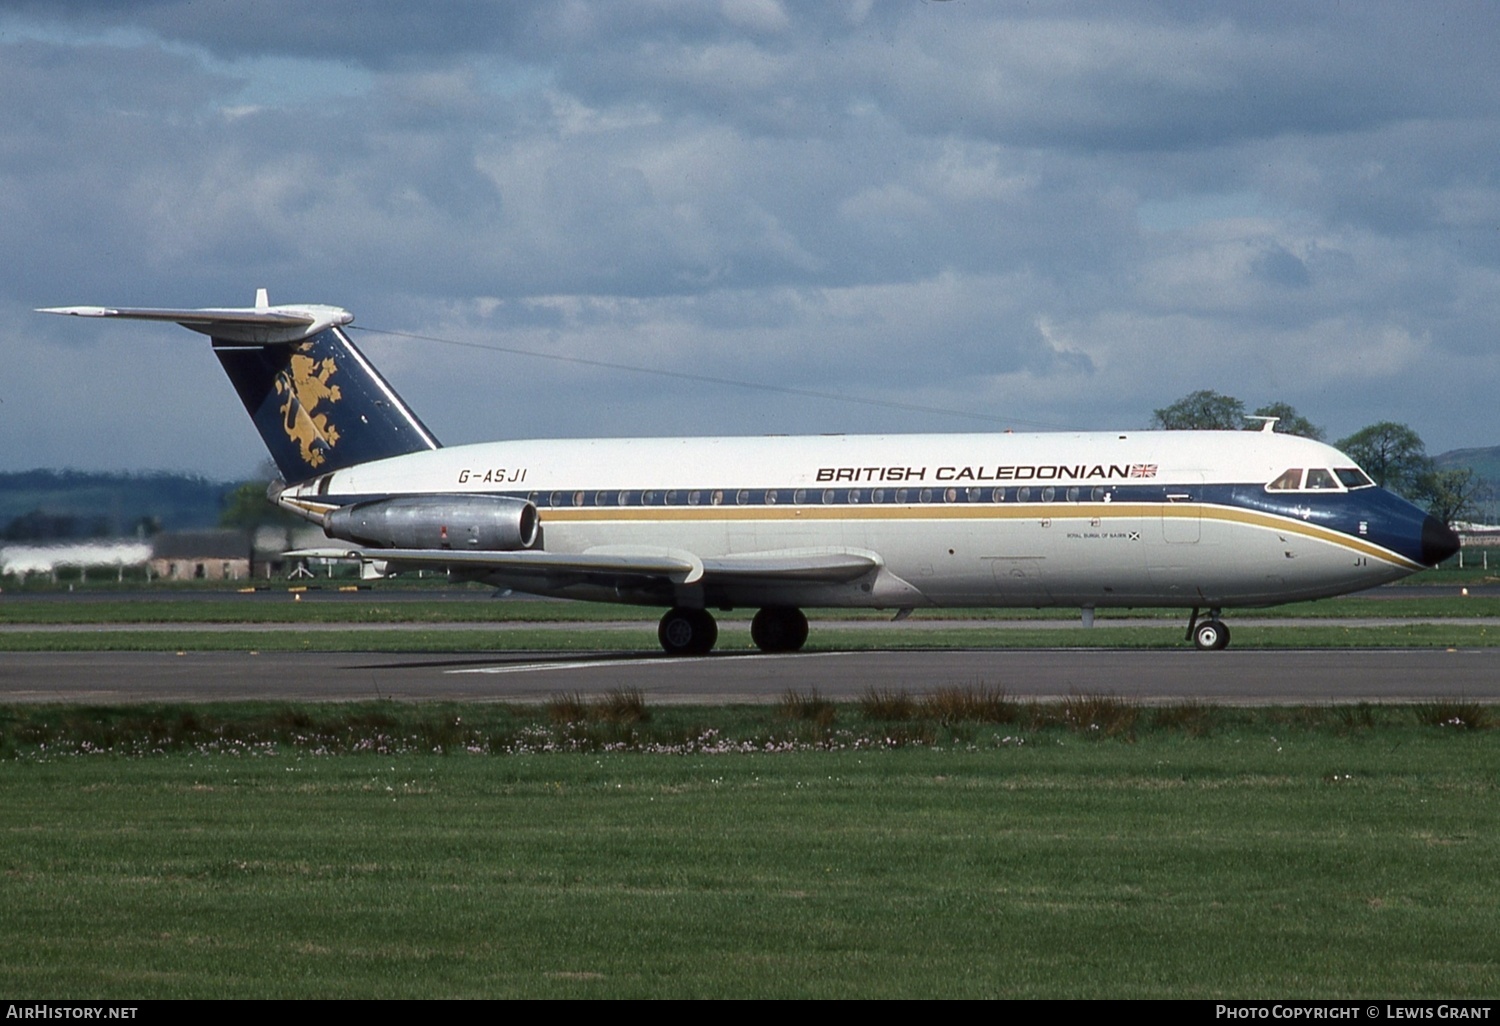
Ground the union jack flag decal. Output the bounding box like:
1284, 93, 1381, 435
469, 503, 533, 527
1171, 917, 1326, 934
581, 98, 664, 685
1129, 464, 1158, 478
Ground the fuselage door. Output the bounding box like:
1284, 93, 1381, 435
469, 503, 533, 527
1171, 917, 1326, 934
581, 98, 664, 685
1162, 482, 1202, 544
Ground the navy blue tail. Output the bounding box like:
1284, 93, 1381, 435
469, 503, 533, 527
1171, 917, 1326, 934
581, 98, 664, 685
214, 327, 440, 483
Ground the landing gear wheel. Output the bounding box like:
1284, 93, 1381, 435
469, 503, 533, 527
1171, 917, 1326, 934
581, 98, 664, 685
1192, 619, 1231, 651
658, 607, 718, 655
750, 606, 809, 653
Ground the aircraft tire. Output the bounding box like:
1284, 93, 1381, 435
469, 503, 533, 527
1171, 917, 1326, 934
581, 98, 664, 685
1192, 619, 1231, 651
658, 607, 718, 655
750, 606, 809, 653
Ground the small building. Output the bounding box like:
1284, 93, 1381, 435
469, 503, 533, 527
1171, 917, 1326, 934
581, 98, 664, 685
149, 530, 252, 581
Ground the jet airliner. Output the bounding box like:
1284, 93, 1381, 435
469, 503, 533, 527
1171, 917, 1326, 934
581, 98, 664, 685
41, 293, 1460, 653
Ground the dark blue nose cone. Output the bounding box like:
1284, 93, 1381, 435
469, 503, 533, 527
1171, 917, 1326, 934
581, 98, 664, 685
1421, 515, 1461, 567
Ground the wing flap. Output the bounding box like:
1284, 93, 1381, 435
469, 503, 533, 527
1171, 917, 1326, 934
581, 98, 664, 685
701, 551, 878, 582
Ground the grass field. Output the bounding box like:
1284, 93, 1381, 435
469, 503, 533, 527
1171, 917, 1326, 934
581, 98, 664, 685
3, 581, 1500, 652
1, 621, 1499, 652
0, 698, 1497, 998
3, 591, 1500, 625
3, 581, 1497, 997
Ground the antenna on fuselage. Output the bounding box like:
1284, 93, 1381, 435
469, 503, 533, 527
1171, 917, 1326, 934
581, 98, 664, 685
1246, 416, 1279, 433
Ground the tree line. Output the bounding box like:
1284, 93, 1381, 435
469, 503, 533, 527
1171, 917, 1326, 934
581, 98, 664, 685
1151, 390, 1484, 524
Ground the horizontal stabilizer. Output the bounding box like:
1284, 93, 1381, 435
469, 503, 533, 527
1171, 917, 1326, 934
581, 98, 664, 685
38, 294, 352, 344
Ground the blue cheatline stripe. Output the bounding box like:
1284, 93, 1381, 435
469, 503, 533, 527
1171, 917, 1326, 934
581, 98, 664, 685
285, 482, 1424, 570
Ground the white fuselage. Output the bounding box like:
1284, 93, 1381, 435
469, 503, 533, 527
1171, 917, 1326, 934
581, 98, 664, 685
282, 429, 1427, 611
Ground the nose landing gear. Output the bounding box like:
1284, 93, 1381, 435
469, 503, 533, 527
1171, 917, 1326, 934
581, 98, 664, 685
1186, 607, 1231, 651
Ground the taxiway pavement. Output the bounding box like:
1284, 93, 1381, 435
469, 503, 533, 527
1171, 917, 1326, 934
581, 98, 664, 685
3, 648, 1497, 704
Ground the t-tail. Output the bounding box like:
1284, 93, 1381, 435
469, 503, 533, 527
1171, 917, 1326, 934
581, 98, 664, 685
39, 290, 440, 483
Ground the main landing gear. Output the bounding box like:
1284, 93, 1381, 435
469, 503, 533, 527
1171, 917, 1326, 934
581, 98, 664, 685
1186, 607, 1231, 651
750, 606, 808, 653
657, 607, 718, 655
656, 605, 811, 655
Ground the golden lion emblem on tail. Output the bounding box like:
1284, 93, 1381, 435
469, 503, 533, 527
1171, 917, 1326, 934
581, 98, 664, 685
274, 347, 342, 468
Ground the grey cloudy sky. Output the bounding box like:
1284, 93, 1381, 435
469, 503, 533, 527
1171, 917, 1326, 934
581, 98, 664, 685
4, 1, 1498, 478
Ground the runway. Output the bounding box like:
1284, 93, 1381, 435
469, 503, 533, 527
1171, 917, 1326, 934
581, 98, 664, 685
3, 648, 1498, 704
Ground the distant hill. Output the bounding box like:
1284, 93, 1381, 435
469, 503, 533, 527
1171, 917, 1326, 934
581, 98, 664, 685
1433, 446, 1500, 523
0, 470, 237, 540
1434, 446, 1500, 482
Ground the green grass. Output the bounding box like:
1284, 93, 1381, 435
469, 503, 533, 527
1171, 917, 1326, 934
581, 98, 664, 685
4, 589, 1500, 627
1, 621, 1498, 651
4, 578, 1500, 653
0, 699, 1496, 998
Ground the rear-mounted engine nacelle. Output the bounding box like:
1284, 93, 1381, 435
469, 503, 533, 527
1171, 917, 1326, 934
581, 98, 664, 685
323, 495, 540, 551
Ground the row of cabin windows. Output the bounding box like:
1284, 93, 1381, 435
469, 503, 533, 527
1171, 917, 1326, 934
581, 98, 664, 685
533, 486, 1117, 508
1266, 467, 1375, 493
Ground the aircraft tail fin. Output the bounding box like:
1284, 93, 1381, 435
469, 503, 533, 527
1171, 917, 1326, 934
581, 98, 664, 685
41, 293, 441, 483
214, 326, 440, 482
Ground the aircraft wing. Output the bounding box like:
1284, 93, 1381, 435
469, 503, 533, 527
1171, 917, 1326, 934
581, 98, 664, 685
285, 546, 879, 587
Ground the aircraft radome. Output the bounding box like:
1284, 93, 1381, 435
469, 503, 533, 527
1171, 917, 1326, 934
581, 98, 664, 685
41, 293, 1460, 654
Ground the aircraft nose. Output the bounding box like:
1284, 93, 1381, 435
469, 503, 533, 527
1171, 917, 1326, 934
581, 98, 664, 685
1421, 515, 1461, 567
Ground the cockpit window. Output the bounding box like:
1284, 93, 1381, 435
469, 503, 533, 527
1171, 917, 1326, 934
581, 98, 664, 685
1268, 467, 1358, 493
1267, 468, 1304, 491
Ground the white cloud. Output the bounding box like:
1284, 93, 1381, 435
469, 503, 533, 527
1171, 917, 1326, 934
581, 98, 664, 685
5, 1, 1500, 475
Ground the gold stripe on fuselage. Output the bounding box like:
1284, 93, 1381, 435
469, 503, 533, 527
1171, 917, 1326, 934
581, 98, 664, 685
534, 501, 1420, 570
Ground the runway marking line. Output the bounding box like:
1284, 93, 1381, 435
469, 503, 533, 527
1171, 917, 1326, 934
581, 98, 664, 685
446, 652, 849, 675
